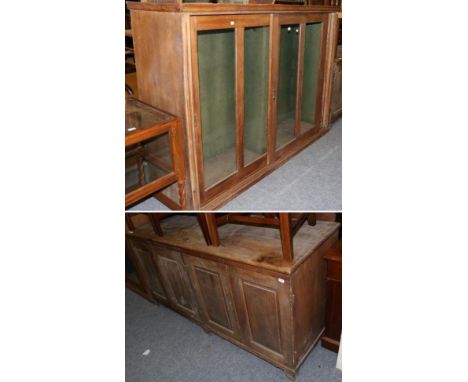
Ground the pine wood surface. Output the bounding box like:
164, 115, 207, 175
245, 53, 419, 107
127, 215, 340, 274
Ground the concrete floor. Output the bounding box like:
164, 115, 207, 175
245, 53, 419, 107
128, 118, 341, 211
126, 289, 342, 382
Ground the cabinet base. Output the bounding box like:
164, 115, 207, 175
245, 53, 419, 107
321, 336, 340, 353
201, 127, 330, 210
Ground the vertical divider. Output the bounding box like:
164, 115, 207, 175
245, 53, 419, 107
235, 27, 245, 172
319, 13, 336, 129
189, 19, 206, 202
295, 23, 306, 138
267, 15, 280, 163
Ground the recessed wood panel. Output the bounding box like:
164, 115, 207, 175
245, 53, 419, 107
127, 238, 168, 302
133, 245, 167, 302
242, 281, 282, 354
194, 266, 231, 329
159, 257, 192, 308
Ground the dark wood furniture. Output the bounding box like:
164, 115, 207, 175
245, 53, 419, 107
125, 98, 186, 209
321, 239, 341, 352
126, 213, 340, 380
127, 2, 341, 209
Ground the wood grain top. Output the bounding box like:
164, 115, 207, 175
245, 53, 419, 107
127, 2, 340, 14
127, 215, 340, 275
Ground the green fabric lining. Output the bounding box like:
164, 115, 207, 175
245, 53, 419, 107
277, 25, 299, 125
301, 22, 322, 125
198, 29, 236, 161
244, 26, 269, 156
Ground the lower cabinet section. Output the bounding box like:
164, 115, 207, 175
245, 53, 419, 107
230, 267, 293, 365
126, 237, 331, 379
185, 256, 242, 340
152, 246, 200, 321
127, 238, 167, 303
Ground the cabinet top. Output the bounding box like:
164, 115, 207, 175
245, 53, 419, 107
127, 215, 340, 275
127, 2, 340, 15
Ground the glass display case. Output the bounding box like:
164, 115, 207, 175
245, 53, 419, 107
193, 13, 327, 202
125, 98, 186, 209
128, 2, 340, 209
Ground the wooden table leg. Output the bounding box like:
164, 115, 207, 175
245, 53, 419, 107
197, 213, 220, 246
279, 213, 293, 262
307, 213, 317, 226
148, 214, 164, 236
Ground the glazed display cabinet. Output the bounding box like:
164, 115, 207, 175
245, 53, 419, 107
128, 2, 340, 209
125, 98, 186, 209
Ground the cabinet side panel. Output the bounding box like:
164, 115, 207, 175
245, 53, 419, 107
291, 230, 338, 365
131, 11, 192, 207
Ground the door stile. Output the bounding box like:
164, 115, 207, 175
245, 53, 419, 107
268, 14, 280, 164
235, 27, 245, 172
189, 18, 207, 199
316, 15, 331, 130
295, 23, 306, 138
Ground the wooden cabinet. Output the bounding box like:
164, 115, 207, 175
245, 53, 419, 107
128, 3, 340, 209
127, 237, 167, 303
230, 267, 293, 366
129, 239, 167, 302
321, 240, 342, 352
125, 215, 340, 379
185, 255, 242, 339
126, 243, 150, 300
152, 245, 200, 320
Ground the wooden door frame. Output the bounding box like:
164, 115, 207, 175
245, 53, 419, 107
190, 15, 271, 207
271, 13, 329, 162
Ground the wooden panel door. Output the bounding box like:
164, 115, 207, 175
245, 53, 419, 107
190, 15, 271, 205
127, 237, 167, 303
152, 245, 199, 319
184, 255, 241, 340
230, 267, 293, 365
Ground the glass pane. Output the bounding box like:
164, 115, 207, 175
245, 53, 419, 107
125, 132, 173, 194
301, 22, 322, 133
276, 24, 300, 150
198, 29, 236, 189
244, 27, 269, 166
125, 98, 174, 136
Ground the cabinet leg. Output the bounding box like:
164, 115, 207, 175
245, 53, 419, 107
202, 326, 212, 336
284, 369, 296, 381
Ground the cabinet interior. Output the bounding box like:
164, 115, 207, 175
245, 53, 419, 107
125, 133, 173, 193
197, 20, 323, 191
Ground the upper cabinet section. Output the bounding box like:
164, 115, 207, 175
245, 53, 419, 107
127, 4, 340, 209
190, 12, 329, 204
